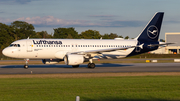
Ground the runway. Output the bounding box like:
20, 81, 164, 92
0, 63, 180, 74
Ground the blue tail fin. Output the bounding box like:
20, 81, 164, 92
136, 12, 164, 42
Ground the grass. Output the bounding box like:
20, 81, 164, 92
0, 75, 180, 101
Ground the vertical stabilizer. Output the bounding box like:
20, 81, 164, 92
135, 12, 164, 42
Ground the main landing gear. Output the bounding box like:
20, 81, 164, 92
88, 63, 95, 69
87, 59, 95, 69
71, 59, 96, 69
24, 59, 29, 69
72, 63, 95, 68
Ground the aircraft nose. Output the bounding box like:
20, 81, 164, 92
2, 48, 9, 57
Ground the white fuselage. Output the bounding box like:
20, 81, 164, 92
3, 39, 137, 59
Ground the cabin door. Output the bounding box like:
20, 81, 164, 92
26, 40, 33, 52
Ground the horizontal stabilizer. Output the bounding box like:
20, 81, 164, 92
147, 43, 174, 47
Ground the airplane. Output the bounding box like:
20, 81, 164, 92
2, 12, 171, 69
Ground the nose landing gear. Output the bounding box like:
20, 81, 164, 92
24, 59, 29, 69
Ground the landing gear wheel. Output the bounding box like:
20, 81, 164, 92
88, 63, 95, 69
24, 65, 28, 69
72, 65, 79, 68
24, 59, 29, 69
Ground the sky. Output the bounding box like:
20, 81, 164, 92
0, 0, 180, 39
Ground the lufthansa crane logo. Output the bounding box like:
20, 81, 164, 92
147, 25, 158, 39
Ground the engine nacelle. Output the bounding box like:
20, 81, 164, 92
64, 54, 84, 65
42, 59, 62, 64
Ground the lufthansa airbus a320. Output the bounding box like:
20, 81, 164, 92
2, 12, 171, 69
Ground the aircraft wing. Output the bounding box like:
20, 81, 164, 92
71, 46, 136, 55
70, 42, 174, 55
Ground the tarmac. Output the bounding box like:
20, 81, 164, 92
0, 63, 180, 74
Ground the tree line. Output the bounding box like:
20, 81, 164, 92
0, 21, 130, 50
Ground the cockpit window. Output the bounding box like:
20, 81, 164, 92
9, 44, 20, 47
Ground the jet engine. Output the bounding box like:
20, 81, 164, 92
64, 54, 84, 65
42, 59, 62, 64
